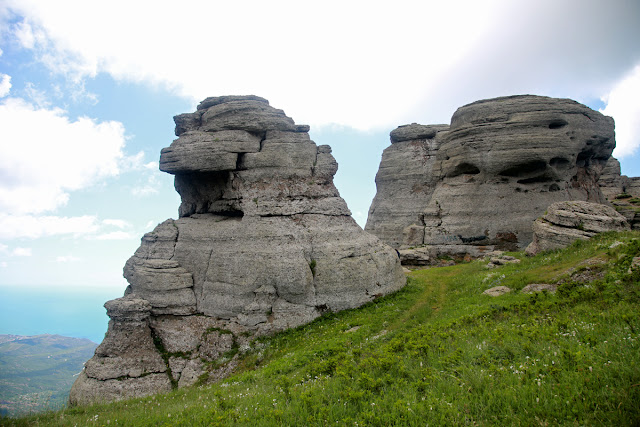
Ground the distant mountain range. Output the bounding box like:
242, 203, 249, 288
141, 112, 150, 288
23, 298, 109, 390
0, 334, 97, 418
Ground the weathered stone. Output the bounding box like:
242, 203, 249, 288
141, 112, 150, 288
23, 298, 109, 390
599, 159, 640, 230
69, 371, 172, 406
200, 99, 298, 133
525, 201, 629, 255
88, 306, 164, 380
160, 130, 261, 174
398, 247, 433, 266
483, 286, 511, 296
486, 255, 521, 269
599, 158, 628, 201
71, 95, 405, 405
177, 359, 206, 388
367, 95, 617, 256
390, 123, 447, 143
365, 125, 447, 248
521, 283, 558, 293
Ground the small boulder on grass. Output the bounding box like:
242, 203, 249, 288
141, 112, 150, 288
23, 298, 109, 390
521, 283, 557, 294
483, 286, 511, 297
486, 255, 521, 269
526, 201, 629, 255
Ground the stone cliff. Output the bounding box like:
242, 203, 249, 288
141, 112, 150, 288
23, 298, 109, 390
366, 95, 621, 257
599, 157, 640, 229
70, 96, 405, 405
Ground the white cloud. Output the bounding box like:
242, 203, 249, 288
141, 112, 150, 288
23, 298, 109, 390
0, 243, 8, 253
0, 214, 140, 240
23, 82, 51, 108
102, 219, 131, 229
0, 261, 7, 268
13, 20, 39, 49
0, 73, 11, 97
0, 214, 99, 239
131, 175, 160, 197
119, 151, 145, 170
0, 97, 126, 214
601, 64, 640, 158
2, 0, 506, 129
12, 247, 32, 256
94, 231, 135, 240
6, 0, 640, 132
56, 255, 80, 262
131, 185, 159, 197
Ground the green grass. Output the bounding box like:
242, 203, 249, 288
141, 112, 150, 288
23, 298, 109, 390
4, 231, 640, 426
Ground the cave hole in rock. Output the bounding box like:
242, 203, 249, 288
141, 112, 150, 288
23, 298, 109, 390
548, 119, 568, 129
517, 175, 553, 185
576, 150, 593, 168
592, 155, 610, 168
498, 160, 547, 178
236, 153, 247, 171
448, 162, 480, 177
175, 171, 244, 217
549, 157, 571, 169
549, 183, 560, 192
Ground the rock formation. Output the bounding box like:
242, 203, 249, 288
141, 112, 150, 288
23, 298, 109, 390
525, 201, 629, 255
599, 157, 640, 200
70, 96, 405, 405
599, 157, 640, 229
366, 95, 617, 258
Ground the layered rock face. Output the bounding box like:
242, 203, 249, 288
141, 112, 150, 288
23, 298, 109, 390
366, 95, 616, 257
70, 96, 405, 405
599, 157, 640, 229
525, 201, 629, 255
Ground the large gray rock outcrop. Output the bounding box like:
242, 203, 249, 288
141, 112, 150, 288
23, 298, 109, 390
71, 96, 405, 405
599, 157, 640, 229
525, 200, 629, 255
366, 95, 616, 258
599, 157, 640, 200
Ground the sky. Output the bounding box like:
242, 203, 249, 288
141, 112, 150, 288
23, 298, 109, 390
0, 1, 640, 339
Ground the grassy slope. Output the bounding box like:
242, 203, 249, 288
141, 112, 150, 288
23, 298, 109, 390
5, 231, 640, 426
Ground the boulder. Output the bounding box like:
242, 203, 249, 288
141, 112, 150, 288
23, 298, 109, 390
525, 201, 629, 255
521, 283, 557, 293
366, 95, 617, 256
397, 247, 433, 266
598, 157, 640, 200
599, 159, 640, 230
483, 286, 511, 297
71, 96, 405, 405
486, 255, 521, 269
599, 157, 628, 201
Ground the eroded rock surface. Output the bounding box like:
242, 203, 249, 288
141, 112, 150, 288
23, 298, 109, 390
525, 201, 629, 255
366, 95, 616, 258
71, 96, 405, 405
600, 158, 640, 229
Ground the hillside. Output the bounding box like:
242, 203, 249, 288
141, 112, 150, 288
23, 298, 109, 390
5, 231, 640, 426
0, 335, 97, 418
